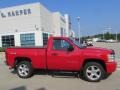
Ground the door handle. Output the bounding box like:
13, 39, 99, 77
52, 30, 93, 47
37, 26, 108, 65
51, 53, 58, 56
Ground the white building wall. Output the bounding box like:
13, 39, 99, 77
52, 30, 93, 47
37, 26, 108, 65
64, 14, 71, 37
0, 2, 71, 47
52, 12, 60, 36
52, 12, 66, 37
60, 16, 66, 36
40, 4, 53, 33
0, 3, 41, 34
35, 31, 43, 46
14, 33, 21, 46
0, 2, 70, 37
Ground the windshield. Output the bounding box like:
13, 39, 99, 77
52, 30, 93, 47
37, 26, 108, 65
69, 38, 86, 48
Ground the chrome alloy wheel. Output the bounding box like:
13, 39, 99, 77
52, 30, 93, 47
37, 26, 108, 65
86, 65, 101, 81
18, 64, 29, 77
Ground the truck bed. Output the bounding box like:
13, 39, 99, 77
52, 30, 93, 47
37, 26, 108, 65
6, 46, 47, 69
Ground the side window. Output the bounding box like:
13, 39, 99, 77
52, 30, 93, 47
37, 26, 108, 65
53, 39, 72, 50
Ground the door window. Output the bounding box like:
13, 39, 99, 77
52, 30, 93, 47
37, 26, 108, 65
53, 39, 72, 50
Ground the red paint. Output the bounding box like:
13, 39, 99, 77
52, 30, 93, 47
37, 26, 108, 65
106, 62, 117, 73
5, 36, 117, 74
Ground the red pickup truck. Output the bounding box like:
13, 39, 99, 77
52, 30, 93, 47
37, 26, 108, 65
5, 37, 117, 82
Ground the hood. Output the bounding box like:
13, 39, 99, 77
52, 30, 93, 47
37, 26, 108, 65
81, 46, 114, 62
83, 46, 113, 54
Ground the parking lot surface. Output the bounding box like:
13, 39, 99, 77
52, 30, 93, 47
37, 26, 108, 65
0, 42, 120, 90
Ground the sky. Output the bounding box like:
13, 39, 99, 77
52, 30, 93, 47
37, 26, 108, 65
0, 0, 120, 36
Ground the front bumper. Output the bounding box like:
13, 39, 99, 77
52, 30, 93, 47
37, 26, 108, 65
106, 61, 117, 73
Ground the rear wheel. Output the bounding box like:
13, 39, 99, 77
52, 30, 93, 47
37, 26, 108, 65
16, 61, 33, 78
83, 62, 105, 82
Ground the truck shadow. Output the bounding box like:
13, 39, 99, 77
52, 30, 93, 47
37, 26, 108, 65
10, 86, 26, 90
11, 69, 84, 80
34, 70, 84, 80
10, 86, 46, 90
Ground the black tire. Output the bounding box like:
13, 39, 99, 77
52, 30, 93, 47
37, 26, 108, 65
103, 73, 111, 79
83, 62, 105, 82
16, 61, 33, 78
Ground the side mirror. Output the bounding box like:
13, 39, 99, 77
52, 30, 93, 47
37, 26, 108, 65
67, 45, 74, 51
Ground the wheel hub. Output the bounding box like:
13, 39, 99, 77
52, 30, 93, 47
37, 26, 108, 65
18, 64, 29, 77
86, 65, 101, 81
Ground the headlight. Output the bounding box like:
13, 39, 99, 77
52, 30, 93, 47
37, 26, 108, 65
108, 54, 115, 62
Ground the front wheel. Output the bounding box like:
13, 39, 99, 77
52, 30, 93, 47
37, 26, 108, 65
16, 61, 33, 78
83, 62, 105, 82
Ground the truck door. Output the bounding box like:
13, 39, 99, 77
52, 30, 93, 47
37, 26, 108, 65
47, 38, 81, 71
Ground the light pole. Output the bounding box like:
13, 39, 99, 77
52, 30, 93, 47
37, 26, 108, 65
107, 27, 112, 39
77, 16, 81, 43
116, 32, 118, 41
103, 29, 109, 40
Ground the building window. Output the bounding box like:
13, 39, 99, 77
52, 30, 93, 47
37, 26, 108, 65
2, 35, 15, 47
43, 33, 48, 46
20, 33, 35, 46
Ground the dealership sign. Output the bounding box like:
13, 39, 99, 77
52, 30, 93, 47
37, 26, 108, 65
0, 8, 32, 18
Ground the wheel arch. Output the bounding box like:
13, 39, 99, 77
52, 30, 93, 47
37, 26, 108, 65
14, 57, 32, 67
82, 58, 106, 72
